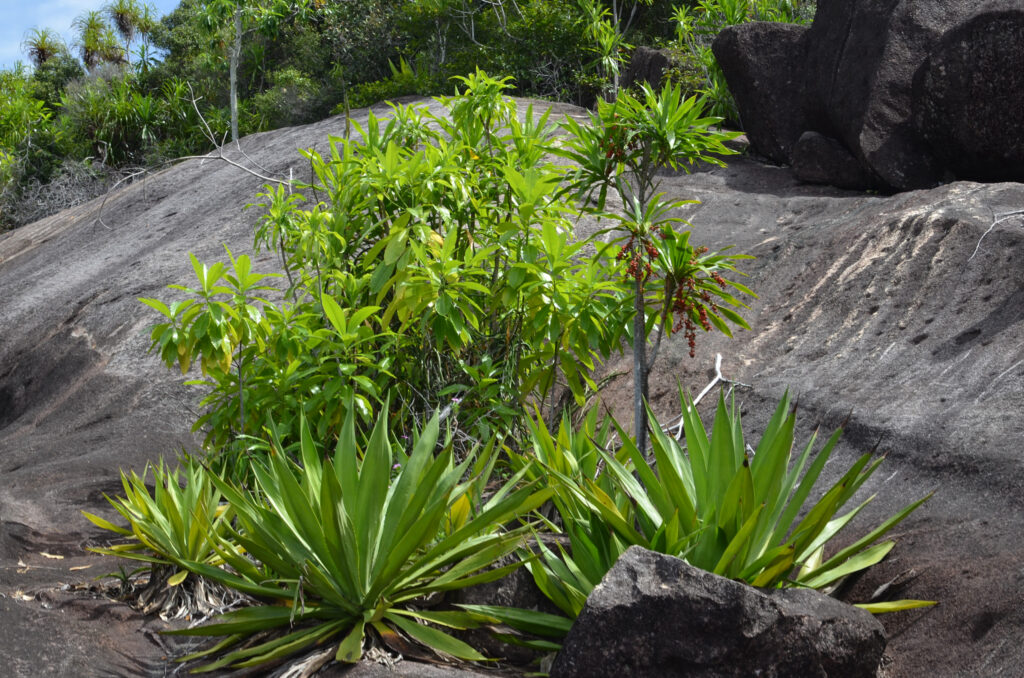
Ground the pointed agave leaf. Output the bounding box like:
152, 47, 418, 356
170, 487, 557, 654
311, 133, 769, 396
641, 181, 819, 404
712, 502, 765, 577
768, 427, 844, 547
457, 604, 573, 638
385, 612, 487, 661
855, 599, 938, 614
808, 493, 932, 579
335, 619, 366, 663
798, 541, 896, 590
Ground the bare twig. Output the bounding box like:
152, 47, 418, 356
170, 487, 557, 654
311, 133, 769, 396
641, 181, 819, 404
969, 208, 1024, 261
666, 353, 751, 440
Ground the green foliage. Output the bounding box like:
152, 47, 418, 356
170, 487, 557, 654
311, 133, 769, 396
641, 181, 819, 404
82, 457, 233, 587
0, 66, 63, 228
164, 409, 553, 669
246, 66, 318, 131
529, 391, 934, 616
146, 72, 631, 453
345, 57, 436, 111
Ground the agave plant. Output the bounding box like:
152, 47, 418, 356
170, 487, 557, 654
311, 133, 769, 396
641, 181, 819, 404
82, 456, 233, 588
533, 390, 934, 614
164, 407, 554, 671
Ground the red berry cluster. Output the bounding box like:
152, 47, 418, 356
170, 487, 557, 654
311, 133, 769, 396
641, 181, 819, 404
669, 261, 727, 358
617, 234, 659, 283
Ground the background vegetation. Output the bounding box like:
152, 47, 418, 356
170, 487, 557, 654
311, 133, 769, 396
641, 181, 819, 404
0, 0, 816, 230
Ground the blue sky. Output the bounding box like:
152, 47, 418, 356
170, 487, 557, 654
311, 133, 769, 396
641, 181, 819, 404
0, 0, 182, 71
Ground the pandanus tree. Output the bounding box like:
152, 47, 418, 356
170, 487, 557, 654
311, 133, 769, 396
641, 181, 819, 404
21, 28, 64, 68
72, 10, 125, 69
105, 0, 155, 66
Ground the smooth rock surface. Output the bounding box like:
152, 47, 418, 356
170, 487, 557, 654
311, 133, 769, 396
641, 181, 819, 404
551, 547, 886, 678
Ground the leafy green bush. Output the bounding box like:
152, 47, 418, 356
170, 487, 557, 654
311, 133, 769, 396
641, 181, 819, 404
58, 66, 161, 165
82, 457, 234, 593
246, 66, 319, 132
344, 57, 437, 110
146, 72, 632, 456
0, 66, 63, 228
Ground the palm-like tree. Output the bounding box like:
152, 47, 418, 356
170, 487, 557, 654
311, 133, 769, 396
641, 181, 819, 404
105, 0, 146, 64
21, 28, 64, 67
72, 10, 125, 69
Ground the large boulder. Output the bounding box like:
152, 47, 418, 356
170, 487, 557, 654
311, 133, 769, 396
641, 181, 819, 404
621, 46, 672, 92
711, 22, 809, 164
800, 0, 975, 190
714, 0, 1023, 191
550, 547, 886, 678
913, 1, 1024, 182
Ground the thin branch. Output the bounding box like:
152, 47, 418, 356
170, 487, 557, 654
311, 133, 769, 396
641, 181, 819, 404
92, 87, 293, 229
969, 208, 1024, 261
667, 353, 751, 440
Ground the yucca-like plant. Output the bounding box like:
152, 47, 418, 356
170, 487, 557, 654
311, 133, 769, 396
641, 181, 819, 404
82, 457, 233, 588
535, 391, 935, 614
164, 408, 554, 671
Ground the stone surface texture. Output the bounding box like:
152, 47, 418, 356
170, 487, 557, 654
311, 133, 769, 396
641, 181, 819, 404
715, 0, 1022, 190
792, 130, 876, 189
621, 46, 672, 92
550, 546, 886, 678
711, 22, 809, 164
913, 1, 1024, 182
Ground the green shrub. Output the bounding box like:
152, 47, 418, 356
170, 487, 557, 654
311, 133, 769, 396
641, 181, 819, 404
82, 457, 234, 592
344, 57, 437, 110
246, 66, 318, 131
146, 71, 631, 457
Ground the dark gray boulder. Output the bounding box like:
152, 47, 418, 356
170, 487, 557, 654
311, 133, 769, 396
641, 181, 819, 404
913, 2, 1024, 182
715, 0, 1024, 191
792, 130, 877, 190
803, 0, 979, 190
621, 46, 672, 92
712, 22, 809, 164
550, 546, 886, 678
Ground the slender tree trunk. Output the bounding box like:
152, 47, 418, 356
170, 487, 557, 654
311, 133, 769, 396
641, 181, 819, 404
633, 273, 648, 454
229, 8, 242, 143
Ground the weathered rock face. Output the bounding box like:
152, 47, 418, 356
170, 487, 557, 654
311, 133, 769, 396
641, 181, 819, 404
710, 22, 809, 164
550, 547, 886, 678
621, 46, 672, 92
913, 2, 1024, 182
714, 0, 1023, 190
792, 130, 876, 190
